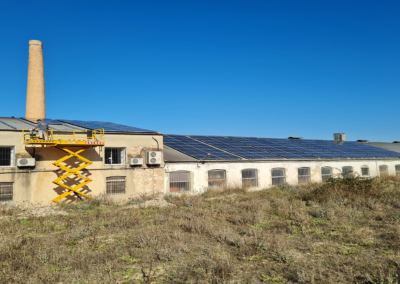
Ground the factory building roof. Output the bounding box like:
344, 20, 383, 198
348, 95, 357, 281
0, 117, 157, 133
163, 134, 400, 162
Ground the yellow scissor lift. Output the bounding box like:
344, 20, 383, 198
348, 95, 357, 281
23, 128, 105, 204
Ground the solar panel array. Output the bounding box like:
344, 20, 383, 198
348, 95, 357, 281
164, 135, 241, 160
163, 135, 400, 160
229, 137, 318, 159
58, 119, 155, 132
190, 136, 282, 159
262, 138, 341, 158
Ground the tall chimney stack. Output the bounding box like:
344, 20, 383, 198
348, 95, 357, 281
25, 40, 46, 121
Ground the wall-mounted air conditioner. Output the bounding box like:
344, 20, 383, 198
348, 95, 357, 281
146, 151, 162, 165
17, 158, 36, 167
129, 158, 143, 166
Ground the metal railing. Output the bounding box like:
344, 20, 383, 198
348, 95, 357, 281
22, 128, 104, 142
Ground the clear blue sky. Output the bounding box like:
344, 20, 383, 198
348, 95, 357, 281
0, 1, 399, 141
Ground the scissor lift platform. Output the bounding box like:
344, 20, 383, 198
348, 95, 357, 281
23, 128, 105, 203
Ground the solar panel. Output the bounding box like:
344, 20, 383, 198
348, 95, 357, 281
292, 140, 368, 158
43, 118, 64, 124
58, 119, 155, 132
261, 138, 341, 159
228, 137, 318, 159
345, 142, 400, 158
190, 136, 282, 159
164, 135, 241, 160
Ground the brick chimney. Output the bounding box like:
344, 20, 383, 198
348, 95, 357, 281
25, 40, 46, 121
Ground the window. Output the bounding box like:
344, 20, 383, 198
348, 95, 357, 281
272, 168, 286, 185
396, 165, 400, 176
342, 166, 353, 177
321, 167, 332, 181
379, 165, 388, 176
242, 169, 258, 187
105, 148, 126, 165
361, 166, 370, 176
170, 171, 190, 192
208, 170, 226, 188
0, 183, 13, 204
0, 147, 14, 167
106, 176, 126, 195
298, 167, 311, 184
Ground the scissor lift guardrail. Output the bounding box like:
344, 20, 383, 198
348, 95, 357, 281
22, 128, 105, 203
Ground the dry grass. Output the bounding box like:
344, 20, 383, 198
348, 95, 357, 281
1, 175, 400, 283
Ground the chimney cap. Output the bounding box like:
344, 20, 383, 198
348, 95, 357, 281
29, 40, 42, 45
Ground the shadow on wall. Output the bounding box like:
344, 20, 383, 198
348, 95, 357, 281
26, 146, 102, 162
51, 151, 94, 203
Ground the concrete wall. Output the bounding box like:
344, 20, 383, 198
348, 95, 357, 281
0, 131, 164, 206
164, 159, 400, 194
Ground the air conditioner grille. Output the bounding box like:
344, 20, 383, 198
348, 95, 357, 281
19, 159, 28, 165
150, 158, 156, 163
150, 152, 157, 157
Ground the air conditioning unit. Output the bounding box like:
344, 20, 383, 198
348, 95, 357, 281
129, 158, 143, 166
17, 158, 36, 167
146, 151, 162, 165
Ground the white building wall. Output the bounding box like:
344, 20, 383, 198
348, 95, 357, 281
164, 159, 400, 194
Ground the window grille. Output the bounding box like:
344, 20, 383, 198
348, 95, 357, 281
0, 183, 13, 204
0, 147, 13, 167
105, 148, 126, 165
361, 167, 370, 176
271, 168, 286, 185
298, 167, 311, 184
342, 166, 353, 177
396, 165, 400, 176
321, 167, 332, 181
242, 169, 258, 187
170, 171, 190, 192
106, 177, 126, 195
208, 170, 226, 188
379, 165, 388, 175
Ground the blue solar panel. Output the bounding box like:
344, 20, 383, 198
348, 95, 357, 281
228, 137, 318, 159
261, 138, 341, 159
190, 136, 281, 159
43, 118, 64, 124
164, 135, 241, 160
345, 142, 400, 158
58, 119, 155, 132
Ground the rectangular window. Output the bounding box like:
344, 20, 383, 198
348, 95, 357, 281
106, 176, 126, 195
0, 183, 13, 204
105, 148, 126, 165
0, 147, 14, 167
321, 167, 332, 181
170, 171, 190, 192
208, 170, 226, 188
242, 169, 258, 187
379, 165, 388, 175
342, 166, 353, 178
361, 167, 370, 176
298, 167, 311, 184
396, 165, 400, 176
272, 168, 286, 186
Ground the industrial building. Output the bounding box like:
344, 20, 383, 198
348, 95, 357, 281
1, 40, 400, 206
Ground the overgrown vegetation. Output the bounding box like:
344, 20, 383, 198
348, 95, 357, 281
1, 174, 400, 283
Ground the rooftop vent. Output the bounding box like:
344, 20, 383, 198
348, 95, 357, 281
334, 133, 346, 142
288, 137, 302, 140
357, 140, 368, 143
